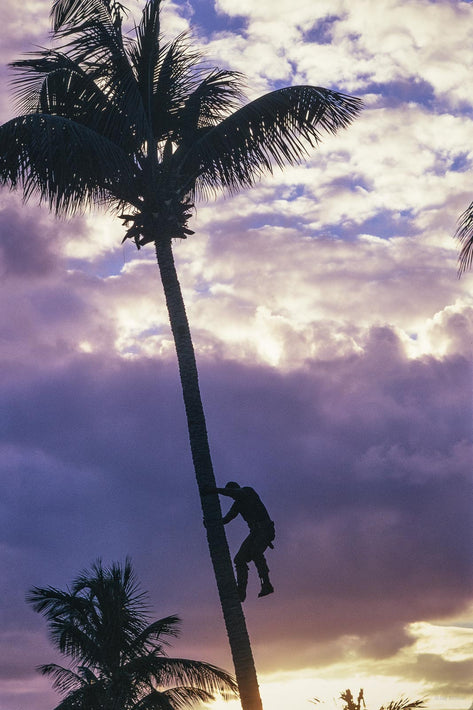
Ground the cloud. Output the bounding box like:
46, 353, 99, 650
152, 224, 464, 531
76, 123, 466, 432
1, 334, 470, 676
0, 1, 51, 121
393, 652, 473, 697
0, 205, 59, 279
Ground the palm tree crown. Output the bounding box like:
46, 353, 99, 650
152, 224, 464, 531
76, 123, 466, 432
0, 0, 362, 245
27, 559, 238, 710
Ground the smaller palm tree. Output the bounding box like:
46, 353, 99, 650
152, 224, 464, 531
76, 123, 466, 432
309, 690, 426, 710
455, 204, 473, 273
339, 689, 425, 710
27, 558, 238, 710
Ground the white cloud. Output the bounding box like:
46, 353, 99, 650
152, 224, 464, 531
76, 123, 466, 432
209, 0, 473, 108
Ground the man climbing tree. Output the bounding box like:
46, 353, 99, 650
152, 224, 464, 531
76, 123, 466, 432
204, 482, 275, 602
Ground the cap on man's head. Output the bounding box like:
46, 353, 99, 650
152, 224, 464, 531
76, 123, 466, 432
225, 481, 240, 489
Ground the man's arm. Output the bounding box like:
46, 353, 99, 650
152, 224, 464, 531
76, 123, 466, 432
222, 503, 239, 525
201, 485, 239, 499
201, 486, 240, 524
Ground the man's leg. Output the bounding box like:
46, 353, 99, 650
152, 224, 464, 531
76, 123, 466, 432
234, 537, 252, 602
254, 551, 274, 598
250, 526, 274, 598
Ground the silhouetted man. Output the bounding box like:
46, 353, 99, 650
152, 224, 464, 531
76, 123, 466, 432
205, 482, 275, 602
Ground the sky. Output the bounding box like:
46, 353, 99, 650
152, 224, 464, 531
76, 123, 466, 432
0, 1, 472, 710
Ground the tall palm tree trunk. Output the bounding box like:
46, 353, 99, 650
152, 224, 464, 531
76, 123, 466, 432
154, 237, 264, 710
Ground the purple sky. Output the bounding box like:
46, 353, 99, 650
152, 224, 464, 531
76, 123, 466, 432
0, 2, 472, 710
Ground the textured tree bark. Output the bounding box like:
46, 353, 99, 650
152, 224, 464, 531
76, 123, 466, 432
154, 237, 263, 710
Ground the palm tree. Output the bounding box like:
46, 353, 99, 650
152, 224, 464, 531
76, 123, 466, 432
309, 690, 426, 710
0, 1, 362, 707
27, 559, 238, 710
456, 202, 473, 273
339, 689, 425, 710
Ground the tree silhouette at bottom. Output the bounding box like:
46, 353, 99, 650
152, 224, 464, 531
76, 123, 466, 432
27, 559, 238, 710
310, 689, 426, 710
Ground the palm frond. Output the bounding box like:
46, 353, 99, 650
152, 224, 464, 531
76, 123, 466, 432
28, 583, 103, 665
76, 665, 101, 685
37, 664, 93, 693
75, 559, 150, 622
160, 686, 216, 709
70, 560, 151, 669
27, 586, 75, 616
381, 700, 426, 710
9, 52, 62, 115
455, 201, 473, 274
180, 85, 363, 195
52, 619, 102, 664
175, 68, 244, 142
130, 615, 182, 653
49, 0, 148, 142
134, 688, 176, 710
30, 590, 100, 663
50, 0, 129, 83
129, 0, 162, 119
11, 51, 131, 145
51, 0, 126, 36
0, 114, 137, 213
151, 33, 203, 140
144, 656, 238, 697
53, 679, 108, 710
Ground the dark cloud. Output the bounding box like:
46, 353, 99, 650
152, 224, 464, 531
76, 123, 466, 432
359, 626, 417, 660
301, 15, 343, 45
399, 653, 473, 696
0, 329, 470, 691
0, 205, 59, 278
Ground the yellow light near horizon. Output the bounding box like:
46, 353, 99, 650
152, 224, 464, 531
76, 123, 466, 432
208, 672, 423, 710
409, 620, 473, 661
207, 632, 473, 710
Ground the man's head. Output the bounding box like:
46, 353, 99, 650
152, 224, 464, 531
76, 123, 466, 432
225, 481, 240, 490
